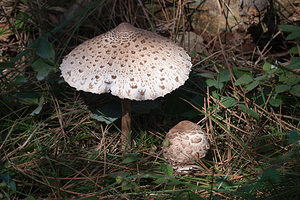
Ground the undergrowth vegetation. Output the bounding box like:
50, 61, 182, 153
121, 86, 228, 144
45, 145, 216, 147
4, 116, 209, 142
0, 0, 299, 199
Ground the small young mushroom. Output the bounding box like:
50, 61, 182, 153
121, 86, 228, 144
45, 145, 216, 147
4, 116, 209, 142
163, 120, 210, 172
60, 23, 192, 149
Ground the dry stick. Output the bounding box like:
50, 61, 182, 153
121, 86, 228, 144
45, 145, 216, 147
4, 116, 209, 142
50, 88, 66, 144
32, 156, 104, 191
137, 0, 154, 30
2, 123, 42, 162
95, 129, 120, 159
254, 31, 281, 67
173, 0, 181, 40
226, 112, 232, 161
219, 0, 240, 25
157, 0, 170, 26
287, 0, 300, 15
0, 5, 25, 47
121, 99, 131, 150
217, 34, 241, 96
229, 85, 298, 130
206, 86, 222, 165
0, 121, 16, 153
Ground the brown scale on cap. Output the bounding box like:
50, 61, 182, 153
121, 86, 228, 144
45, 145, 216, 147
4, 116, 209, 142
60, 22, 192, 100
163, 120, 210, 172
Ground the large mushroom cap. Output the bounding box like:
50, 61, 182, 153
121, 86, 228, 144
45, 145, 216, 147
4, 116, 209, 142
60, 22, 192, 100
163, 120, 210, 171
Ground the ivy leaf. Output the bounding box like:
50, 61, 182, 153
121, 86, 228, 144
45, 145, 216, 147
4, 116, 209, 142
290, 84, 300, 97
288, 46, 299, 54
286, 31, 300, 40
278, 25, 300, 33
90, 102, 121, 124
288, 129, 299, 144
30, 96, 45, 116
269, 95, 283, 107
32, 58, 56, 80
275, 84, 290, 93
245, 80, 260, 92
285, 60, 300, 70
221, 96, 237, 108
14, 76, 27, 84
160, 164, 174, 177
238, 104, 259, 120
206, 79, 223, 89
1, 174, 17, 192
35, 34, 55, 61
14, 91, 39, 104
194, 72, 214, 79
263, 62, 272, 72
218, 69, 231, 82
262, 168, 281, 183
122, 153, 139, 164
234, 74, 253, 86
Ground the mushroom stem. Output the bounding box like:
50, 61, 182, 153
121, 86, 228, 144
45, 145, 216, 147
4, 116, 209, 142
121, 98, 131, 150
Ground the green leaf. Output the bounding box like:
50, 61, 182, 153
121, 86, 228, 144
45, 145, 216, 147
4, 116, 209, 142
286, 31, 300, 40
279, 72, 299, 85
121, 181, 133, 191
14, 91, 39, 104
288, 129, 299, 144
14, 75, 27, 84
263, 62, 272, 71
218, 69, 231, 82
160, 164, 174, 177
278, 25, 300, 33
212, 90, 219, 100
262, 168, 281, 183
234, 74, 253, 86
163, 140, 170, 147
30, 96, 44, 116
269, 95, 283, 107
154, 177, 168, 184
122, 153, 139, 164
206, 79, 223, 89
206, 79, 216, 87
238, 104, 259, 120
91, 102, 121, 124
232, 68, 251, 79
1, 174, 16, 192
275, 84, 290, 93
115, 176, 124, 184
221, 96, 237, 108
194, 72, 214, 79
291, 57, 300, 64
288, 46, 299, 54
244, 80, 260, 92
285, 60, 300, 70
32, 58, 56, 80
35, 34, 55, 61
26, 196, 36, 200
90, 113, 118, 124
290, 84, 300, 97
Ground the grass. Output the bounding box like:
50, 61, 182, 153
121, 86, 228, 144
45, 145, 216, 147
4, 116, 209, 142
1, 0, 300, 199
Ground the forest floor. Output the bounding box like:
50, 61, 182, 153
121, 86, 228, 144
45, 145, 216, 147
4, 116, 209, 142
0, 0, 299, 199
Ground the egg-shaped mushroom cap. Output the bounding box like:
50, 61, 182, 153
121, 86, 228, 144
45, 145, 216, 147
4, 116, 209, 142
60, 22, 192, 100
163, 120, 210, 171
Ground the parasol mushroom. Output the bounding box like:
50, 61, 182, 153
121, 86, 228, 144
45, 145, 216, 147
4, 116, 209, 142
163, 120, 210, 172
60, 22, 192, 149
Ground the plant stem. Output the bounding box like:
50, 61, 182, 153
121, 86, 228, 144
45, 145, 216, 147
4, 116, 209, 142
121, 98, 131, 150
